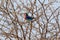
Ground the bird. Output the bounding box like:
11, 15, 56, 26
23, 13, 34, 22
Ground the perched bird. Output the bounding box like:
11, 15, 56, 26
23, 13, 34, 21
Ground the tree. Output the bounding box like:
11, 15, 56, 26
0, 0, 60, 40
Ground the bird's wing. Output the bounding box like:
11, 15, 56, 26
26, 16, 33, 20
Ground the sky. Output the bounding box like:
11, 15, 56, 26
0, 0, 60, 40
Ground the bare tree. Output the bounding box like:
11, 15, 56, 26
0, 0, 60, 40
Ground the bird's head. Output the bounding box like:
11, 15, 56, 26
24, 13, 28, 16
23, 13, 28, 19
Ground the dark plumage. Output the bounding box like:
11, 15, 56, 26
24, 13, 34, 21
